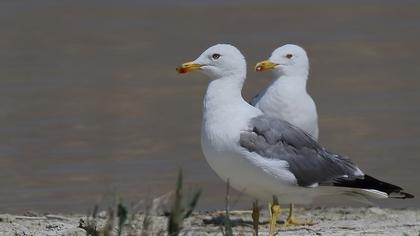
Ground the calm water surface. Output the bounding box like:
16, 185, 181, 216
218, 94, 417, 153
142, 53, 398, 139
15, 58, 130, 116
0, 0, 419, 213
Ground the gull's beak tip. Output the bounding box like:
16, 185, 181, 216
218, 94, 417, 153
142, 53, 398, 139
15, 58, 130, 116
176, 61, 201, 74
176, 66, 187, 74
255, 60, 277, 72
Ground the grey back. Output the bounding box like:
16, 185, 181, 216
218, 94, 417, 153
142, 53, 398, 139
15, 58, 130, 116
239, 116, 363, 187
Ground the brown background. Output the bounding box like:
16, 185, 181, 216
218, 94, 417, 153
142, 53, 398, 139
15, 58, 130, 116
0, 0, 419, 213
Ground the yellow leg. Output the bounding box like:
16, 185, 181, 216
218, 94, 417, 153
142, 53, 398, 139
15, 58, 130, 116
284, 203, 299, 226
283, 204, 315, 227
252, 200, 259, 236
269, 196, 280, 236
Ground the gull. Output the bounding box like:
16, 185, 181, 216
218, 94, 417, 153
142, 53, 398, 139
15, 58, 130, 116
252, 44, 318, 225
176, 44, 413, 236
252, 44, 318, 139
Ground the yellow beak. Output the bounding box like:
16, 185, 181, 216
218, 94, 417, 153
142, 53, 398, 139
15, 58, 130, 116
255, 60, 278, 72
176, 61, 202, 74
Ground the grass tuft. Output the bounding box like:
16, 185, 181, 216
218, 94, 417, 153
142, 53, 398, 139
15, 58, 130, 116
117, 202, 128, 236
79, 198, 145, 235
80, 169, 201, 236
79, 204, 100, 236
167, 169, 202, 235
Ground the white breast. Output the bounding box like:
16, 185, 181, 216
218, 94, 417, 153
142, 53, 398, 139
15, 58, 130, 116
254, 78, 319, 140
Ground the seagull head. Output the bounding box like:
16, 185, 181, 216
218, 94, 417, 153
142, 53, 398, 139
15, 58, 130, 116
176, 44, 246, 79
255, 44, 309, 77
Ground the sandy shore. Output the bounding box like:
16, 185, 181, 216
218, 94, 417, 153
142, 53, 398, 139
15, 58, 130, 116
1, 207, 419, 236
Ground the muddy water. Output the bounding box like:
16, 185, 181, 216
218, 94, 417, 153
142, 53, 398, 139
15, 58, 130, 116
0, 0, 419, 213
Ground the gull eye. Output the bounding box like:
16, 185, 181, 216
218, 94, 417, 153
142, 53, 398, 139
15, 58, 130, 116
212, 53, 221, 60
286, 54, 293, 59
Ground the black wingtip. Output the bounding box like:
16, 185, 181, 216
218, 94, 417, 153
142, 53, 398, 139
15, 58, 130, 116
333, 174, 414, 199
390, 191, 415, 199
403, 192, 415, 199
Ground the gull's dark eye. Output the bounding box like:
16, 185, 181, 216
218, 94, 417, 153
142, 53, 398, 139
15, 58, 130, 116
286, 54, 293, 59
212, 53, 221, 60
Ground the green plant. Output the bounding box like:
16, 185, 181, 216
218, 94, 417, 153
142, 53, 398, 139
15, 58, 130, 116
79, 205, 100, 236
167, 169, 202, 236
117, 203, 128, 236
80, 169, 201, 236
79, 199, 132, 236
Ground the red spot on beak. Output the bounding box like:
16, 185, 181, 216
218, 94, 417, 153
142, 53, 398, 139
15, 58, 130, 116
176, 67, 187, 74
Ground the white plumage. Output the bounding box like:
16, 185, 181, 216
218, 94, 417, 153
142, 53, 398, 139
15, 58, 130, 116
252, 44, 318, 140
176, 44, 413, 206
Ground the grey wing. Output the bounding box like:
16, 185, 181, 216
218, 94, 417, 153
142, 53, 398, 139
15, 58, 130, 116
239, 115, 363, 187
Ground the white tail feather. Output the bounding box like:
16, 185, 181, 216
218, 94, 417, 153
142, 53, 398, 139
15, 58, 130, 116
355, 189, 389, 199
